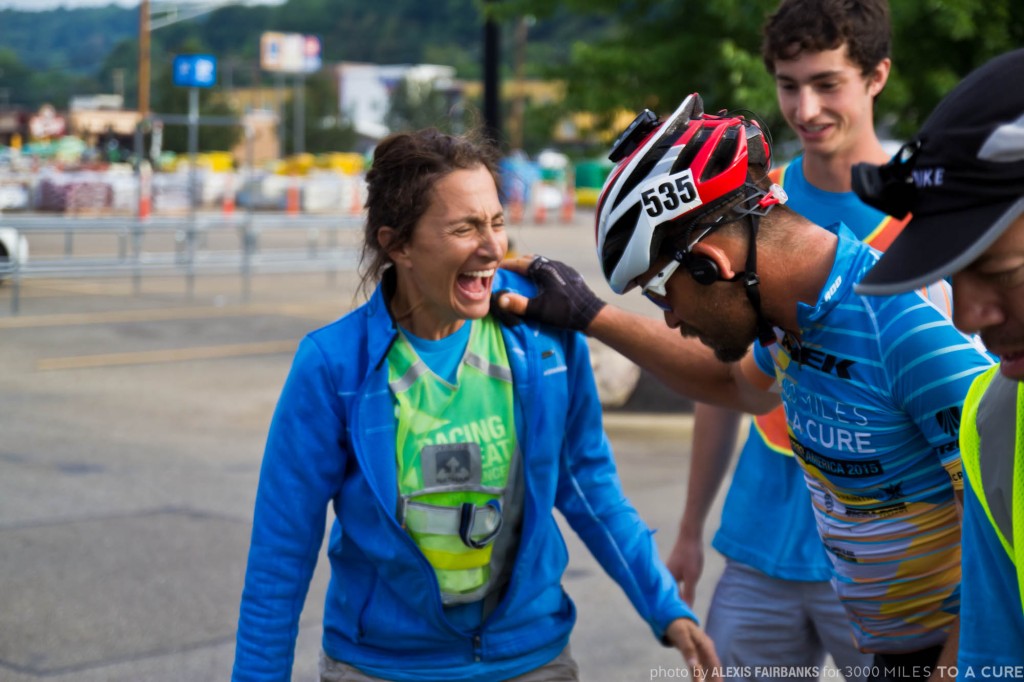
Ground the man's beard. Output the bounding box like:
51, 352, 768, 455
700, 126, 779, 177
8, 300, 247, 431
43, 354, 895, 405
704, 318, 758, 363
711, 340, 751, 363
680, 307, 759, 363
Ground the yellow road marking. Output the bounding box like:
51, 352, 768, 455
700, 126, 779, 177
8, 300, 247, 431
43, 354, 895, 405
37, 339, 299, 371
0, 301, 342, 329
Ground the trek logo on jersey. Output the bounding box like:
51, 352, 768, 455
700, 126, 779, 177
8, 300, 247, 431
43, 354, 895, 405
780, 333, 856, 379
935, 406, 962, 438
790, 437, 884, 478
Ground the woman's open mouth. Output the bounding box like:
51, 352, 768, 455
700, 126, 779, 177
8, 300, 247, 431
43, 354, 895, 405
456, 268, 495, 299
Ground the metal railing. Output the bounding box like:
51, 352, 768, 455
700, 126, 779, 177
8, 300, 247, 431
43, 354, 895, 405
0, 213, 364, 314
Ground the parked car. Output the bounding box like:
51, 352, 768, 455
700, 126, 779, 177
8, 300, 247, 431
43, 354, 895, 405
0, 226, 29, 285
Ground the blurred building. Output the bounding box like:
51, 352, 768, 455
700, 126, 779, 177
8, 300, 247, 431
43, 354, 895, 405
0, 109, 29, 147
335, 62, 460, 141
232, 109, 279, 166
68, 95, 141, 149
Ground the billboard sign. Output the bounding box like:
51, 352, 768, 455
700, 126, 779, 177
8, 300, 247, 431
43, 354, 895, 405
260, 32, 321, 74
29, 104, 66, 139
173, 54, 218, 88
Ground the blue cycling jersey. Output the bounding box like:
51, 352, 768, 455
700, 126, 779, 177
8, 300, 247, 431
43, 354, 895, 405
713, 156, 915, 582
752, 226, 993, 653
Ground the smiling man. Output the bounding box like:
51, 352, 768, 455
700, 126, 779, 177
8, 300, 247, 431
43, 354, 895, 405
768, 0, 893, 197
851, 48, 1024, 675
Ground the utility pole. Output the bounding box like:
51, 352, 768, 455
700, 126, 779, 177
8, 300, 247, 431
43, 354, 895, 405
293, 74, 306, 156
138, 0, 150, 115
482, 0, 501, 148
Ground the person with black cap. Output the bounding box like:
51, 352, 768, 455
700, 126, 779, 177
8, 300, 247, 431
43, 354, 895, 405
498, 90, 995, 680
852, 48, 1024, 673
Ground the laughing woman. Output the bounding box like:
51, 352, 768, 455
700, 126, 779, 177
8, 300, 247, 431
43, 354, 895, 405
232, 128, 718, 682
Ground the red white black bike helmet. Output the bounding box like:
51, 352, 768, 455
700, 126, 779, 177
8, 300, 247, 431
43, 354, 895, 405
596, 93, 777, 294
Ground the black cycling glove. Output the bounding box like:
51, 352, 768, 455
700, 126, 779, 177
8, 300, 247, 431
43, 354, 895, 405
503, 256, 606, 332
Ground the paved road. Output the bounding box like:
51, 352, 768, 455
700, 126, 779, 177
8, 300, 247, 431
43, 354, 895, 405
0, 211, 733, 681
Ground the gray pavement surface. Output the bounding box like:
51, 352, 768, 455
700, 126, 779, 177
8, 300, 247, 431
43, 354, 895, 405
0, 209, 731, 682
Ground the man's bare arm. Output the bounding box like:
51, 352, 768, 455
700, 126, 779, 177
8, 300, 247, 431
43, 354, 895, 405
585, 304, 779, 414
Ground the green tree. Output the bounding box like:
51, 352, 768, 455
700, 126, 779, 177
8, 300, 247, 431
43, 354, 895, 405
0, 6, 136, 75
0, 48, 34, 109
97, 38, 139, 109
492, 0, 789, 136
888, 1, 1024, 137
495, 0, 1024, 145
201, 4, 275, 60
26, 70, 92, 111
267, 0, 484, 65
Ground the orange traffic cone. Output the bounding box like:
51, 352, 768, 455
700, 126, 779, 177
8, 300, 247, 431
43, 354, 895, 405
139, 194, 151, 219
349, 176, 364, 214
560, 185, 575, 224
222, 173, 236, 215
286, 177, 300, 215
533, 196, 547, 225
138, 164, 152, 219
509, 187, 524, 224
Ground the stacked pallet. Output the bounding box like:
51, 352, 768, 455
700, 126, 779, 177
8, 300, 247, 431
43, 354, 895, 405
38, 173, 113, 213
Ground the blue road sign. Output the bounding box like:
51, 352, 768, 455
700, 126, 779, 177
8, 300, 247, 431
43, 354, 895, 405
173, 55, 218, 88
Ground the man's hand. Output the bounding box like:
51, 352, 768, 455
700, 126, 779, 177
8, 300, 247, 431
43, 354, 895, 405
665, 618, 721, 678
498, 255, 606, 332
665, 534, 705, 607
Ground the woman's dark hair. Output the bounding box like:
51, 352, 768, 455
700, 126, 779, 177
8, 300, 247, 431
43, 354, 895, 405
358, 128, 502, 296
761, 0, 890, 77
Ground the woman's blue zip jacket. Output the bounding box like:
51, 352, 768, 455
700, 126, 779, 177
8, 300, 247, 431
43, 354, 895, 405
232, 269, 695, 681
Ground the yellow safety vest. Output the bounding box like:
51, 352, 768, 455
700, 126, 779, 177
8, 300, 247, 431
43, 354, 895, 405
960, 365, 1024, 618
388, 316, 521, 605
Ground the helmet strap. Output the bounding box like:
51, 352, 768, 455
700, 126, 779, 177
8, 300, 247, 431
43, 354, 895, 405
741, 213, 777, 347
677, 184, 779, 347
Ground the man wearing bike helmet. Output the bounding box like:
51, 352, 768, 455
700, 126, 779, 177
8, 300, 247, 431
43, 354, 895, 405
498, 91, 992, 680
667, 1, 921, 678
851, 48, 1024, 674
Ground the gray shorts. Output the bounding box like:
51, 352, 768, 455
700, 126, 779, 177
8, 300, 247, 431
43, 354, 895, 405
705, 560, 870, 682
320, 644, 580, 682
